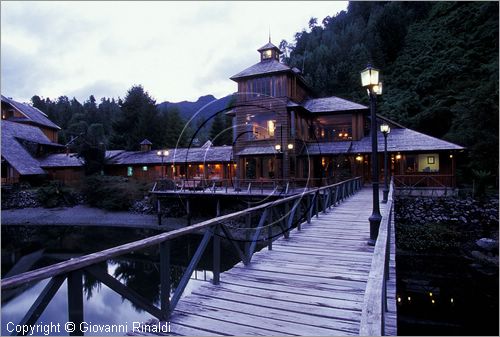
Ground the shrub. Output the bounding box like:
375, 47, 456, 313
83, 175, 149, 211
37, 181, 78, 208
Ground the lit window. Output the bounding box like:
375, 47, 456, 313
267, 120, 276, 137
127, 167, 133, 176
262, 50, 272, 59
142, 166, 148, 171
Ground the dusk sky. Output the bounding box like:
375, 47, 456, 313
1, 1, 348, 105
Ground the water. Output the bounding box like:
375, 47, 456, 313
396, 254, 499, 335
1, 225, 241, 336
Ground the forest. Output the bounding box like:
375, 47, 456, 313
30, 2, 498, 183
283, 1, 498, 181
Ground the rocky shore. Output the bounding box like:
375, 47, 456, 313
396, 195, 499, 271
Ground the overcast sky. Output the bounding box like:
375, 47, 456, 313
1, 1, 348, 104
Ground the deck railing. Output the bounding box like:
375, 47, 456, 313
152, 177, 343, 195
359, 178, 394, 336
2, 177, 362, 336
394, 174, 455, 188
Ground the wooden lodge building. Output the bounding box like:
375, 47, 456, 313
1, 41, 464, 189
1, 95, 84, 185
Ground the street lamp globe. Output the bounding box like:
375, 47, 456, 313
275, 144, 281, 152
380, 123, 391, 134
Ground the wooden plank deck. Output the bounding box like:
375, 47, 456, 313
149, 188, 397, 336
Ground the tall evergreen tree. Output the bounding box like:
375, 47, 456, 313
111, 85, 162, 150
209, 112, 232, 146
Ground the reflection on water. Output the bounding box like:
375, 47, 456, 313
396, 254, 499, 335
1, 225, 239, 336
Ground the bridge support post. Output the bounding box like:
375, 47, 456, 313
306, 194, 312, 224
67, 271, 84, 336
315, 191, 319, 218
160, 241, 171, 319
213, 225, 220, 285
186, 198, 191, 226
157, 198, 162, 226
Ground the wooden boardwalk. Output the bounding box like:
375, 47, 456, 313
161, 188, 396, 336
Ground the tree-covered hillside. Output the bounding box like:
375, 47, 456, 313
285, 1, 498, 179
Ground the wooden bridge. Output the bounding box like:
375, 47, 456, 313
156, 186, 397, 336
1, 177, 397, 336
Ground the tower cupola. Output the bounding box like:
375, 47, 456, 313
257, 39, 282, 62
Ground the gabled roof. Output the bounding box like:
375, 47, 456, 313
257, 42, 281, 53
1, 120, 66, 175
140, 139, 152, 145
230, 60, 291, 80
303, 97, 368, 113
1, 120, 60, 146
1, 95, 61, 130
1, 121, 50, 175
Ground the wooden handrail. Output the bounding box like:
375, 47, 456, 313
2, 177, 361, 290
359, 178, 394, 336
2, 176, 363, 334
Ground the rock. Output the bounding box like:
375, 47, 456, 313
470, 250, 498, 266
476, 238, 498, 252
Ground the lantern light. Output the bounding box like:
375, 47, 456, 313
360, 64, 380, 87
275, 144, 281, 152
287, 143, 294, 150
380, 123, 391, 134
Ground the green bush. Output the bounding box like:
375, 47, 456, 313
83, 175, 149, 211
37, 181, 78, 208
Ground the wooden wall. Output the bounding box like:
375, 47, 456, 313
45, 167, 84, 185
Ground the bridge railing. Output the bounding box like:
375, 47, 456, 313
359, 178, 395, 336
2, 177, 362, 336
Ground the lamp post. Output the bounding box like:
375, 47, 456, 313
380, 123, 391, 203
156, 149, 169, 179
361, 64, 383, 245
275, 139, 294, 182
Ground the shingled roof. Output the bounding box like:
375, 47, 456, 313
257, 42, 281, 53
1, 95, 61, 130
107, 146, 233, 165
230, 60, 291, 80
39, 153, 84, 168
303, 97, 368, 113
1, 121, 50, 175
305, 127, 464, 156
237, 146, 277, 156
351, 128, 464, 153
1, 120, 60, 146
305, 142, 352, 155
